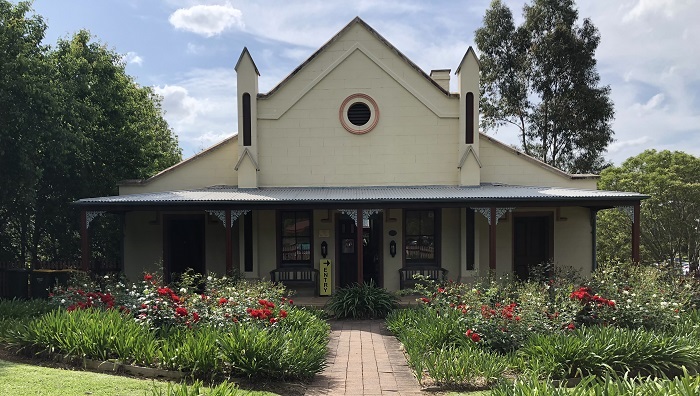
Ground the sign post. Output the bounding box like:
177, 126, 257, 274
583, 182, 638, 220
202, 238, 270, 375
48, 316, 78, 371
319, 259, 332, 296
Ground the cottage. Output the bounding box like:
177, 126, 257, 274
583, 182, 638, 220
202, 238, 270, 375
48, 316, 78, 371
75, 18, 645, 294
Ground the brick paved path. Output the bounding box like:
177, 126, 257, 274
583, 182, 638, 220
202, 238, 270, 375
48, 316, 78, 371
304, 320, 422, 395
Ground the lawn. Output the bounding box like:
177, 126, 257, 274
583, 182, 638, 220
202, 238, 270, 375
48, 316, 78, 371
0, 358, 273, 396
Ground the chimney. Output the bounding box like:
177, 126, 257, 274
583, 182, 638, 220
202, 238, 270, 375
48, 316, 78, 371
430, 69, 451, 91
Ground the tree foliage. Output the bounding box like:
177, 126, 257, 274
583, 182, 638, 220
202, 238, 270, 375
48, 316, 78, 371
475, 0, 614, 174
597, 150, 700, 274
0, 1, 181, 264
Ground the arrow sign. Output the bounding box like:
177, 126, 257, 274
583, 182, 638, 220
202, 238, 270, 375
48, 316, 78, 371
319, 259, 332, 296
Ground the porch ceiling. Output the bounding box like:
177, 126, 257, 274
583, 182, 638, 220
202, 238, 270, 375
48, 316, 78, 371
74, 184, 648, 211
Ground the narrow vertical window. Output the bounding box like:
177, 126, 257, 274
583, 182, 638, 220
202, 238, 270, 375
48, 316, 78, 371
242, 93, 251, 146
404, 210, 439, 266
244, 212, 253, 272
466, 92, 474, 144
280, 211, 312, 266
466, 209, 475, 270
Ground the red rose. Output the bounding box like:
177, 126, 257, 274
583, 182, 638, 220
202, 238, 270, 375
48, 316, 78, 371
192, 312, 200, 322
175, 307, 188, 317
218, 297, 228, 306
144, 274, 153, 281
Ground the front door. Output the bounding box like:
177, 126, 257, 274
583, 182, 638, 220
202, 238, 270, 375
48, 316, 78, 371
337, 218, 357, 288
337, 213, 383, 288
513, 215, 552, 280
164, 215, 205, 283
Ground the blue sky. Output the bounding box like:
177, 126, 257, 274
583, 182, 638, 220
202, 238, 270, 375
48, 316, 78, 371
27, 0, 700, 165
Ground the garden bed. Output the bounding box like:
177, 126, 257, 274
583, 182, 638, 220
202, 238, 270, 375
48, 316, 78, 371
387, 262, 700, 393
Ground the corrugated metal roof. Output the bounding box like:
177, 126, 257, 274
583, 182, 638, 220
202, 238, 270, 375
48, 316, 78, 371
76, 184, 647, 206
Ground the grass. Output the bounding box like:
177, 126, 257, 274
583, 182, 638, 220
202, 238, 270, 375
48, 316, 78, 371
0, 358, 276, 396
0, 358, 168, 396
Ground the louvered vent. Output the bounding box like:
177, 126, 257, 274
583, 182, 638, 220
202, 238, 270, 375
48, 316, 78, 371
347, 102, 371, 126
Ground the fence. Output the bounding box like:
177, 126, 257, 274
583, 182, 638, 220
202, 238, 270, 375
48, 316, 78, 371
0, 260, 121, 299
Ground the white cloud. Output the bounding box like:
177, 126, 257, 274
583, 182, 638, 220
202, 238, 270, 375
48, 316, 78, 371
155, 68, 237, 158
123, 51, 143, 66
169, 3, 243, 37
154, 85, 204, 125
634, 93, 665, 112
623, 0, 691, 22
608, 136, 652, 153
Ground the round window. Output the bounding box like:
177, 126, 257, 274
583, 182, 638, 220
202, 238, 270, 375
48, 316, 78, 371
348, 102, 371, 126
339, 94, 379, 134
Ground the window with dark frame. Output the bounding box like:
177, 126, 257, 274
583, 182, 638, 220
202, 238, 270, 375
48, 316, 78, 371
243, 212, 253, 272
466, 209, 475, 270
404, 210, 438, 266
242, 92, 251, 146
466, 92, 474, 144
280, 211, 312, 266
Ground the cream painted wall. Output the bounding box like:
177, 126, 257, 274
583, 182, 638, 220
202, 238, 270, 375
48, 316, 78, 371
124, 211, 163, 281
256, 210, 276, 281
256, 26, 461, 187
441, 208, 462, 282
123, 211, 231, 282
206, 219, 226, 276
383, 209, 403, 290
475, 207, 592, 279
553, 207, 593, 276
479, 137, 597, 189
119, 138, 238, 195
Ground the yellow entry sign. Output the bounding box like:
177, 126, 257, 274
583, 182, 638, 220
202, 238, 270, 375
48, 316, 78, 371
319, 259, 332, 296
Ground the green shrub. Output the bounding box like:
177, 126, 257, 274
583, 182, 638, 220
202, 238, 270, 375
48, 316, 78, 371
519, 326, 700, 379
7, 305, 328, 380
9, 308, 160, 364
491, 371, 700, 396
150, 380, 247, 396
586, 261, 696, 330
217, 309, 329, 379
325, 281, 398, 319
0, 299, 56, 343
420, 344, 508, 387
0, 298, 55, 318
159, 326, 222, 375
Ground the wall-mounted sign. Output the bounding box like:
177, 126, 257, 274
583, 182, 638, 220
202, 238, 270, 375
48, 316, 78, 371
319, 259, 332, 296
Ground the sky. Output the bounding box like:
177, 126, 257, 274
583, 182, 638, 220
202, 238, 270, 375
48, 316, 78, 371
25, 0, 700, 165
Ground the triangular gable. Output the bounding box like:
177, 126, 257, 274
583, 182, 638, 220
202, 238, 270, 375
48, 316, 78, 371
480, 133, 598, 180
234, 147, 260, 171
256, 17, 459, 119
234, 47, 260, 76
455, 46, 480, 74
458, 145, 482, 169
118, 135, 238, 186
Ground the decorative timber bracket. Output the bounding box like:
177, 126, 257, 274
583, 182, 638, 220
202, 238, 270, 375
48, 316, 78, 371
471, 207, 515, 225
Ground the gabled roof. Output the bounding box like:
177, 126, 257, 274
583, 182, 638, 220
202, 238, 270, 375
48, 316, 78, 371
258, 17, 454, 99
480, 133, 598, 180
234, 47, 260, 76
119, 135, 237, 186
455, 46, 480, 74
